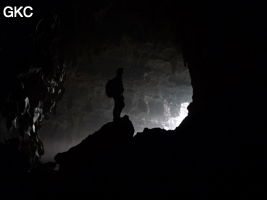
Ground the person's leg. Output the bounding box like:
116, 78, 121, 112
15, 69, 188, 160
113, 95, 125, 121
119, 95, 125, 113
117, 95, 125, 119
113, 97, 119, 121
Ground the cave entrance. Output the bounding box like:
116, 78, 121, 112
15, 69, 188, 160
39, 4, 193, 160
40, 36, 193, 161
118, 38, 192, 132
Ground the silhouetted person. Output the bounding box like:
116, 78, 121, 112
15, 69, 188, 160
106, 68, 125, 121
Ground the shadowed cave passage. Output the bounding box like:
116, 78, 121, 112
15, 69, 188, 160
40, 38, 193, 161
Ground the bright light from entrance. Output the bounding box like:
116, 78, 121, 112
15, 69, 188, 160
162, 102, 190, 130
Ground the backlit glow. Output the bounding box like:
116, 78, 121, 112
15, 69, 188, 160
162, 102, 189, 130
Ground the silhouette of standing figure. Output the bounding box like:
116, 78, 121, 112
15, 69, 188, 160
105, 68, 125, 121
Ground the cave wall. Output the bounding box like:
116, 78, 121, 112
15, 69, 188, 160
179, 2, 267, 131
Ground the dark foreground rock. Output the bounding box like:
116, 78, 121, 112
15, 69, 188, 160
0, 111, 266, 198
55, 115, 134, 174
51, 115, 192, 193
